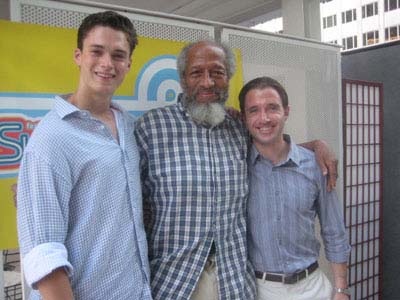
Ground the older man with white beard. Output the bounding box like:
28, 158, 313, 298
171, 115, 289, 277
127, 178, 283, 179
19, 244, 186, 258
134, 40, 337, 300
135, 40, 254, 300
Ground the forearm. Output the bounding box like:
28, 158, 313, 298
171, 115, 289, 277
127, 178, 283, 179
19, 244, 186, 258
37, 268, 74, 300
299, 139, 338, 191
298, 140, 319, 151
331, 262, 348, 289
331, 262, 350, 300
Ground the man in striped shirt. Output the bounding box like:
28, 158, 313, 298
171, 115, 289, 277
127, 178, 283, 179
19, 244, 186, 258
240, 76, 351, 300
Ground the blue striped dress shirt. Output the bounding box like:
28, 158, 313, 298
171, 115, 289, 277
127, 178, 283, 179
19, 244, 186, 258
17, 95, 152, 300
247, 139, 350, 274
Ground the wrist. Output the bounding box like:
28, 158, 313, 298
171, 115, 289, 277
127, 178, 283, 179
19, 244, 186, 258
334, 287, 351, 296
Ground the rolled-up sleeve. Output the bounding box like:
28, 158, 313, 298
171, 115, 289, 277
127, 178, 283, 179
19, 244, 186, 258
317, 175, 351, 263
23, 242, 73, 287
17, 150, 73, 287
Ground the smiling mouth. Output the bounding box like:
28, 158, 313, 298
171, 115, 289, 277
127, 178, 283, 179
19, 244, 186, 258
95, 72, 115, 79
258, 126, 274, 133
199, 93, 215, 98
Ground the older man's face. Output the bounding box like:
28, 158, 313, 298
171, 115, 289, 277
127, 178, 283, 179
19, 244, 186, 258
183, 42, 229, 104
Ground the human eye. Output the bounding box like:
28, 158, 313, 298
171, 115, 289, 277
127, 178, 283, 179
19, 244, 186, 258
269, 104, 281, 112
91, 49, 102, 56
112, 53, 126, 61
189, 70, 202, 78
112, 51, 128, 61
247, 107, 258, 114
211, 69, 226, 78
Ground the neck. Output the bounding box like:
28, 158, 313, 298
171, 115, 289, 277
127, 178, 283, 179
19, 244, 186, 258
255, 137, 289, 165
69, 88, 112, 117
68, 89, 119, 141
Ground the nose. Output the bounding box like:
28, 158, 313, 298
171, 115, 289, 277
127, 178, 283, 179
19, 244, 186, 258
199, 71, 215, 88
100, 53, 113, 68
260, 110, 270, 121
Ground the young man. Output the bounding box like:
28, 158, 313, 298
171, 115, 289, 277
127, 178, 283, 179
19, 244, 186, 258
17, 11, 151, 300
135, 41, 339, 300
240, 77, 351, 300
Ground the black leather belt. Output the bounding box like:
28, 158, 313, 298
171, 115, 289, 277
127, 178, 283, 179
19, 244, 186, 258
255, 261, 318, 284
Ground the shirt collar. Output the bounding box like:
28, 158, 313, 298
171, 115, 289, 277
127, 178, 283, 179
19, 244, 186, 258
249, 134, 301, 167
54, 94, 124, 119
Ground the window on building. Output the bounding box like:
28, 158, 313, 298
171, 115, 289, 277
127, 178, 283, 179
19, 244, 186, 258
323, 14, 337, 29
342, 8, 357, 23
362, 2, 379, 18
342, 35, 358, 50
384, 0, 400, 11
385, 25, 400, 41
363, 30, 379, 45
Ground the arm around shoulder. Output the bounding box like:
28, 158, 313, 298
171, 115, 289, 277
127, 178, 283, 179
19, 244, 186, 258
299, 139, 338, 191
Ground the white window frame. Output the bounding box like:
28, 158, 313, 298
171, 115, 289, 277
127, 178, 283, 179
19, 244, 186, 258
342, 35, 358, 50
385, 24, 400, 41
384, 0, 400, 12
342, 8, 357, 23
362, 2, 379, 18
363, 30, 379, 46
323, 14, 337, 29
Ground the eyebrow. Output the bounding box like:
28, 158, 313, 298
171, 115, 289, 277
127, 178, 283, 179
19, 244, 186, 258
88, 44, 128, 55
88, 44, 104, 49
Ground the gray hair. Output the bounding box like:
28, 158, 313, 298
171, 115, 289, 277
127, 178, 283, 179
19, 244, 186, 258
176, 40, 236, 85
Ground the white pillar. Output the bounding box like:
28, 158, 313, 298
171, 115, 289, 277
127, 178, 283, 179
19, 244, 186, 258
282, 0, 321, 40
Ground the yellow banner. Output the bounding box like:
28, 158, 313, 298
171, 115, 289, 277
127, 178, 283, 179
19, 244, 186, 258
0, 20, 244, 250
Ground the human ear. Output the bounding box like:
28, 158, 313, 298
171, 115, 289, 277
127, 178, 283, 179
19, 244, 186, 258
73, 48, 82, 67
284, 105, 290, 117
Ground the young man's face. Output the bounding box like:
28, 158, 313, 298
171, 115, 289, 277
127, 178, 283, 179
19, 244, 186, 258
183, 43, 229, 104
244, 87, 289, 148
74, 26, 131, 96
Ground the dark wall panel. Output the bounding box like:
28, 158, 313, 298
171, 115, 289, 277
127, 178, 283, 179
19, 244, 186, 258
342, 41, 400, 300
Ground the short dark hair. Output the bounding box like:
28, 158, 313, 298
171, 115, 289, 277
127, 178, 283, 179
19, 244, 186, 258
77, 11, 138, 55
239, 76, 288, 112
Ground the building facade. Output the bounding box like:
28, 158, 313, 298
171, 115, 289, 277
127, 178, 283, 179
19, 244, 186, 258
321, 0, 400, 50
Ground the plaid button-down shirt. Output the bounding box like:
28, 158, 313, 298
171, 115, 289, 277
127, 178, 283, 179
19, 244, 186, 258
135, 95, 256, 300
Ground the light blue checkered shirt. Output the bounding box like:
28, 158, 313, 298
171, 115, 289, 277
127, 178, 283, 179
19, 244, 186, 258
17, 95, 152, 300
135, 94, 256, 300
247, 138, 351, 274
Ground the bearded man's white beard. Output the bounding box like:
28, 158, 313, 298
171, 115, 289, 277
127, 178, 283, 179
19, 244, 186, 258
182, 92, 228, 127
188, 101, 226, 127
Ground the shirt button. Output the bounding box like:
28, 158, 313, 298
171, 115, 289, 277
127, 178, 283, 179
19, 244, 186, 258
275, 191, 279, 196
